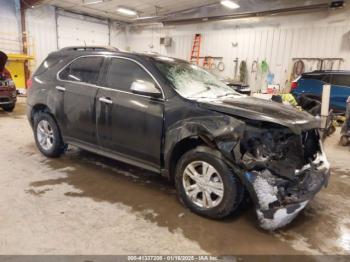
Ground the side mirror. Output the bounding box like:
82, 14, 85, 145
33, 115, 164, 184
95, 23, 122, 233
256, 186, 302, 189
130, 80, 162, 98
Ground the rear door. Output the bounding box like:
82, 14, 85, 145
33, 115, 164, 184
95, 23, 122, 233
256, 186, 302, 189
57, 55, 104, 145
96, 57, 164, 170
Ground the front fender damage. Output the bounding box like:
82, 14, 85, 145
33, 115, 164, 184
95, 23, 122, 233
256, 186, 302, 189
164, 115, 246, 166
166, 115, 330, 230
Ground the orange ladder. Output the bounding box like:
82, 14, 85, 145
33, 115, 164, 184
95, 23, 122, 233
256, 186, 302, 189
190, 34, 201, 65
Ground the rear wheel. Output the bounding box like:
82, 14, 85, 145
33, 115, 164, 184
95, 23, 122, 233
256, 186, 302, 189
34, 112, 66, 157
175, 147, 243, 219
2, 102, 15, 112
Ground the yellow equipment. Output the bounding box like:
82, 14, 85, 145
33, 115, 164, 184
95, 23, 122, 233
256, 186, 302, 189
6, 53, 34, 92
281, 93, 298, 106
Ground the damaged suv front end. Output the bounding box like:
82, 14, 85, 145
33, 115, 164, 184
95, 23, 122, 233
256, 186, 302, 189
238, 122, 330, 230
198, 98, 330, 230
154, 56, 330, 230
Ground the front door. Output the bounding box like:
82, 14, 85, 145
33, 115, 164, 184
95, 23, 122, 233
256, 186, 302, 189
96, 57, 164, 170
57, 56, 104, 145
330, 73, 350, 111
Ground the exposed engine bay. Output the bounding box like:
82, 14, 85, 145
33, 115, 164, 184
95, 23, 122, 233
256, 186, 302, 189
229, 122, 330, 230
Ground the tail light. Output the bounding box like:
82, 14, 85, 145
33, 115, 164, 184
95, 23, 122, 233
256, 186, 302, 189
291, 81, 298, 90
27, 78, 33, 89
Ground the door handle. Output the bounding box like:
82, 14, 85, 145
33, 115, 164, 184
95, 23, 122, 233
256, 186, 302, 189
99, 97, 113, 104
56, 86, 66, 92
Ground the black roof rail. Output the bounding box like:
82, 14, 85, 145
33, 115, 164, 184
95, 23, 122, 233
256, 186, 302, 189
308, 70, 325, 73
60, 46, 119, 52
307, 70, 350, 74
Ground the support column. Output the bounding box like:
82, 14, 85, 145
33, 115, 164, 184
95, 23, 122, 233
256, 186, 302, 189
19, 0, 30, 88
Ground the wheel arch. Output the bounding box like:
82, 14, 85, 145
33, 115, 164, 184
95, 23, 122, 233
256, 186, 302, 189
30, 104, 51, 125
166, 136, 203, 183
166, 135, 224, 183
31, 105, 67, 158
30, 104, 63, 140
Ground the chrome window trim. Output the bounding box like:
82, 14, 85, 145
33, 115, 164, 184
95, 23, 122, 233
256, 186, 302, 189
56, 54, 165, 100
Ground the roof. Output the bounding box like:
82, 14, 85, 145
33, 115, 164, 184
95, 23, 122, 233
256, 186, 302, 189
305, 70, 350, 74
57, 46, 189, 64
59, 46, 119, 52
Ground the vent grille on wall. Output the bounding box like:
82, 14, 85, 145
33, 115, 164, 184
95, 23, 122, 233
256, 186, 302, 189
160, 37, 172, 47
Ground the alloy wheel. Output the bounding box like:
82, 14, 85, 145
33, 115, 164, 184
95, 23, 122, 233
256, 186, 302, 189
182, 161, 224, 209
37, 120, 54, 151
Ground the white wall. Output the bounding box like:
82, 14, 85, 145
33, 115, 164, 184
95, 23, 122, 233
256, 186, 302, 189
4, 1, 350, 90
25, 6, 127, 70
110, 21, 127, 51
0, 0, 21, 53
25, 5, 57, 70
56, 10, 109, 49
126, 7, 350, 91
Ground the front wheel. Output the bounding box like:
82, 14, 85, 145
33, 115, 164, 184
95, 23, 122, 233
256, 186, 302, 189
175, 147, 243, 219
33, 112, 66, 157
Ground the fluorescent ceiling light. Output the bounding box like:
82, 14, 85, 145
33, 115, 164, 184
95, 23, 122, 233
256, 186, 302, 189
116, 7, 137, 16
82, 0, 103, 5
220, 0, 240, 9
135, 16, 161, 20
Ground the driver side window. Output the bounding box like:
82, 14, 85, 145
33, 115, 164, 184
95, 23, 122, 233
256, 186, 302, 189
105, 58, 156, 92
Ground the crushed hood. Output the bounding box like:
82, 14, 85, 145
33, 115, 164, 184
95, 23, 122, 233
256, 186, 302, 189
197, 96, 320, 134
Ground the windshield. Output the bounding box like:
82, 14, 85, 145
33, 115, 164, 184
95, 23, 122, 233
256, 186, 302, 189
154, 58, 240, 99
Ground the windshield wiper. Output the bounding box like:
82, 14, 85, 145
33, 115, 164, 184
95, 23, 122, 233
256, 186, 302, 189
186, 95, 212, 100
215, 92, 240, 98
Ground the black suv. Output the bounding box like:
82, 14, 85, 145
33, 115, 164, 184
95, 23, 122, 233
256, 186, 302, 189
27, 47, 330, 230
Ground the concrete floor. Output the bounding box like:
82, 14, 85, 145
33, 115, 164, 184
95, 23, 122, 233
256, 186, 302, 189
0, 97, 349, 255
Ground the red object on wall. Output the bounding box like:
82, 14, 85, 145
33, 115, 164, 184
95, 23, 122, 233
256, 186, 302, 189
190, 34, 202, 65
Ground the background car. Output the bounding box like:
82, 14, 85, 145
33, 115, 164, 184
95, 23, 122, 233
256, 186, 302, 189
0, 51, 16, 112
291, 70, 350, 112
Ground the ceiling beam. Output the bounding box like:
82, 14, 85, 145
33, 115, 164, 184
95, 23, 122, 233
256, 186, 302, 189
161, 3, 331, 25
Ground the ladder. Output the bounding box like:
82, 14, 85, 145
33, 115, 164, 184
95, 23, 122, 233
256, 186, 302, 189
190, 34, 201, 65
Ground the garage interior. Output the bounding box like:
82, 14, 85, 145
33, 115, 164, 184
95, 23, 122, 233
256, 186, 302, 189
1, 0, 350, 258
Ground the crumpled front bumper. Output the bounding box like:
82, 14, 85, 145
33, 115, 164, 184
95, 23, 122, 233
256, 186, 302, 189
244, 143, 330, 230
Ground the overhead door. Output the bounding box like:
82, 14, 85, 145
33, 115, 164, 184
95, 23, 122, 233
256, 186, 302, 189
57, 11, 109, 49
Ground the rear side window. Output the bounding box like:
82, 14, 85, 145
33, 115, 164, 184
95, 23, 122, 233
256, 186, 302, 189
59, 56, 104, 85
330, 74, 350, 87
302, 74, 328, 82
34, 54, 62, 76
301, 73, 333, 84
104, 58, 155, 92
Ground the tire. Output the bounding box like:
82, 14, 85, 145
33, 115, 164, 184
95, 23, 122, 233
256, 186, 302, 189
33, 112, 66, 158
175, 146, 243, 219
340, 135, 349, 147
2, 103, 15, 112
